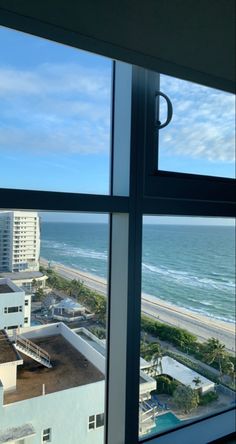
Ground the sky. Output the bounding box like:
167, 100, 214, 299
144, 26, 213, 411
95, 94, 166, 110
0, 26, 235, 224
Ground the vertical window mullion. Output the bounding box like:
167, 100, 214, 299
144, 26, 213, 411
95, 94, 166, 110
106, 61, 133, 444
106, 62, 148, 444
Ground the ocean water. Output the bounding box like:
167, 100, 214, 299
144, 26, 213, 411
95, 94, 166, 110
40, 223, 235, 324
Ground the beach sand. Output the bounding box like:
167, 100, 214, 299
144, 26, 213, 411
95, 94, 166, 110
40, 258, 235, 352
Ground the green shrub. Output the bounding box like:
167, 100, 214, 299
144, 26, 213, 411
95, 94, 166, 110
155, 375, 179, 395
156, 375, 172, 394
173, 385, 199, 413
141, 315, 197, 351
89, 327, 106, 339
199, 391, 218, 405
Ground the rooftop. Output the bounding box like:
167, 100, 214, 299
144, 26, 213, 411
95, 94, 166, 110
0, 284, 14, 294
0, 278, 23, 294
53, 298, 86, 312
0, 271, 45, 280
159, 356, 215, 390
0, 330, 19, 364
4, 334, 104, 405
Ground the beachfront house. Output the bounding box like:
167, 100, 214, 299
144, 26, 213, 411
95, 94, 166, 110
141, 356, 215, 395
51, 298, 92, 322
0, 271, 47, 294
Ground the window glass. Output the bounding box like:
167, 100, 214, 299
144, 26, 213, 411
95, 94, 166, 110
42, 428, 51, 442
96, 413, 105, 428
158, 75, 235, 178
0, 27, 111, 194
7, 307, 19, 313
0, 209, 108, 444
139, 216, 235, 439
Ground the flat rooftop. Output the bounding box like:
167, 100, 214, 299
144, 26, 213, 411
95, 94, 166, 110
4, 334, 104, 405
0, 330, 19, 364
0, 271, 45, 280
0, 284, 14, 294
160, 356, 215, 390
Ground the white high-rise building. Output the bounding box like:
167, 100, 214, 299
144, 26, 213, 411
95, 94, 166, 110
0, 211, 40, 273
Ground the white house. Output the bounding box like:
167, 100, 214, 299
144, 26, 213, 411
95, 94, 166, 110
0, 279, 31, 330
51, 298, 91, 322
0, 271, 47, 295
142, 356, 215, 395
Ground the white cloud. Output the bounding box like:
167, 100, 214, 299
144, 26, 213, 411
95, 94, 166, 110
0, 64, 234, 163
160, 75, 235, 162
0, 62, 111, 155
0, 63, 110, 98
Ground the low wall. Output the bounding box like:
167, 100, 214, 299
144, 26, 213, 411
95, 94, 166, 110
60, 324, 105, 374
217, 384, 236, 400
18, 323, 60, 340
52, 314, 83, 322
0, 363, 18, 391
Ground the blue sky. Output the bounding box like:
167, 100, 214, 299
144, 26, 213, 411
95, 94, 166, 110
0, 26, 111, 194
0, 26, 235, 224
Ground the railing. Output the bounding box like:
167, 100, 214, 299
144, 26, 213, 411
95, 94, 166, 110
140, 401, 158, 423
15, 335, 51, 366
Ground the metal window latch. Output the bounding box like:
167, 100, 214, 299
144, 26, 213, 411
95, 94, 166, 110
155, 91, 173, 130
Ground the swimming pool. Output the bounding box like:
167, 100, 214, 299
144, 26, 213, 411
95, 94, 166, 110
149, 412, 181, 436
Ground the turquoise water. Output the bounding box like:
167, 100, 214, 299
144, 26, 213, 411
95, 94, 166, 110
40, 222, 235, 323
149, 412, 181, 435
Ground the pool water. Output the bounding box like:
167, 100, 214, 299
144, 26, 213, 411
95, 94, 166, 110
149, 412, 181, 436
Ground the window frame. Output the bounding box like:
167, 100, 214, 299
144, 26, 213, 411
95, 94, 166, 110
4, 306, 20, 313
42, 427, 51, 443
143, 71, 235, 202
88, 415, 96, 431
88, 413, 105, 431
0, 23, 234, 444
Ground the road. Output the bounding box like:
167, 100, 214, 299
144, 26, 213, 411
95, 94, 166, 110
40, 258, 235, 353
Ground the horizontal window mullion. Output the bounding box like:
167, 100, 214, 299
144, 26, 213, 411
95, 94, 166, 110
142, 196, 235, 218
0, 188, 129, 213
145, 172, 235, 203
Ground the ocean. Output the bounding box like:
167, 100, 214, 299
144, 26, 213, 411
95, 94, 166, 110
40, 222, 235, 324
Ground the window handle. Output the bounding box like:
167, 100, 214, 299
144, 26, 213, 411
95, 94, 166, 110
155, 91, 173, 130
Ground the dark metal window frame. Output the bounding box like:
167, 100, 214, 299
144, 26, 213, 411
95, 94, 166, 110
0, 19, 235, 444
143, 71, 235, 206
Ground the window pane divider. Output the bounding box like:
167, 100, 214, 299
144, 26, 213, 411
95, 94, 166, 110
0, 189, 129, 213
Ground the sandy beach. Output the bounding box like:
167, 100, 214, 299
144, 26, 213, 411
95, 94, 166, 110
40, 258, 235, 353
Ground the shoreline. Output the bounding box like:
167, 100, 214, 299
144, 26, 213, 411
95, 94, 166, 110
40, 258, 235, 352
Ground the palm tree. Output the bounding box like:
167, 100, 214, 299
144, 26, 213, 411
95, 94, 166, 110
192, 376, 201, 388
204, 338, 226, 376
221, 358, 235, 379
151, 351, 163, 376
145, 343, 163, 377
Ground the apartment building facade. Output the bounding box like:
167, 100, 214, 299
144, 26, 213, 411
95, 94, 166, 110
0, 211, 40, 274
0, 279, 31, 330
